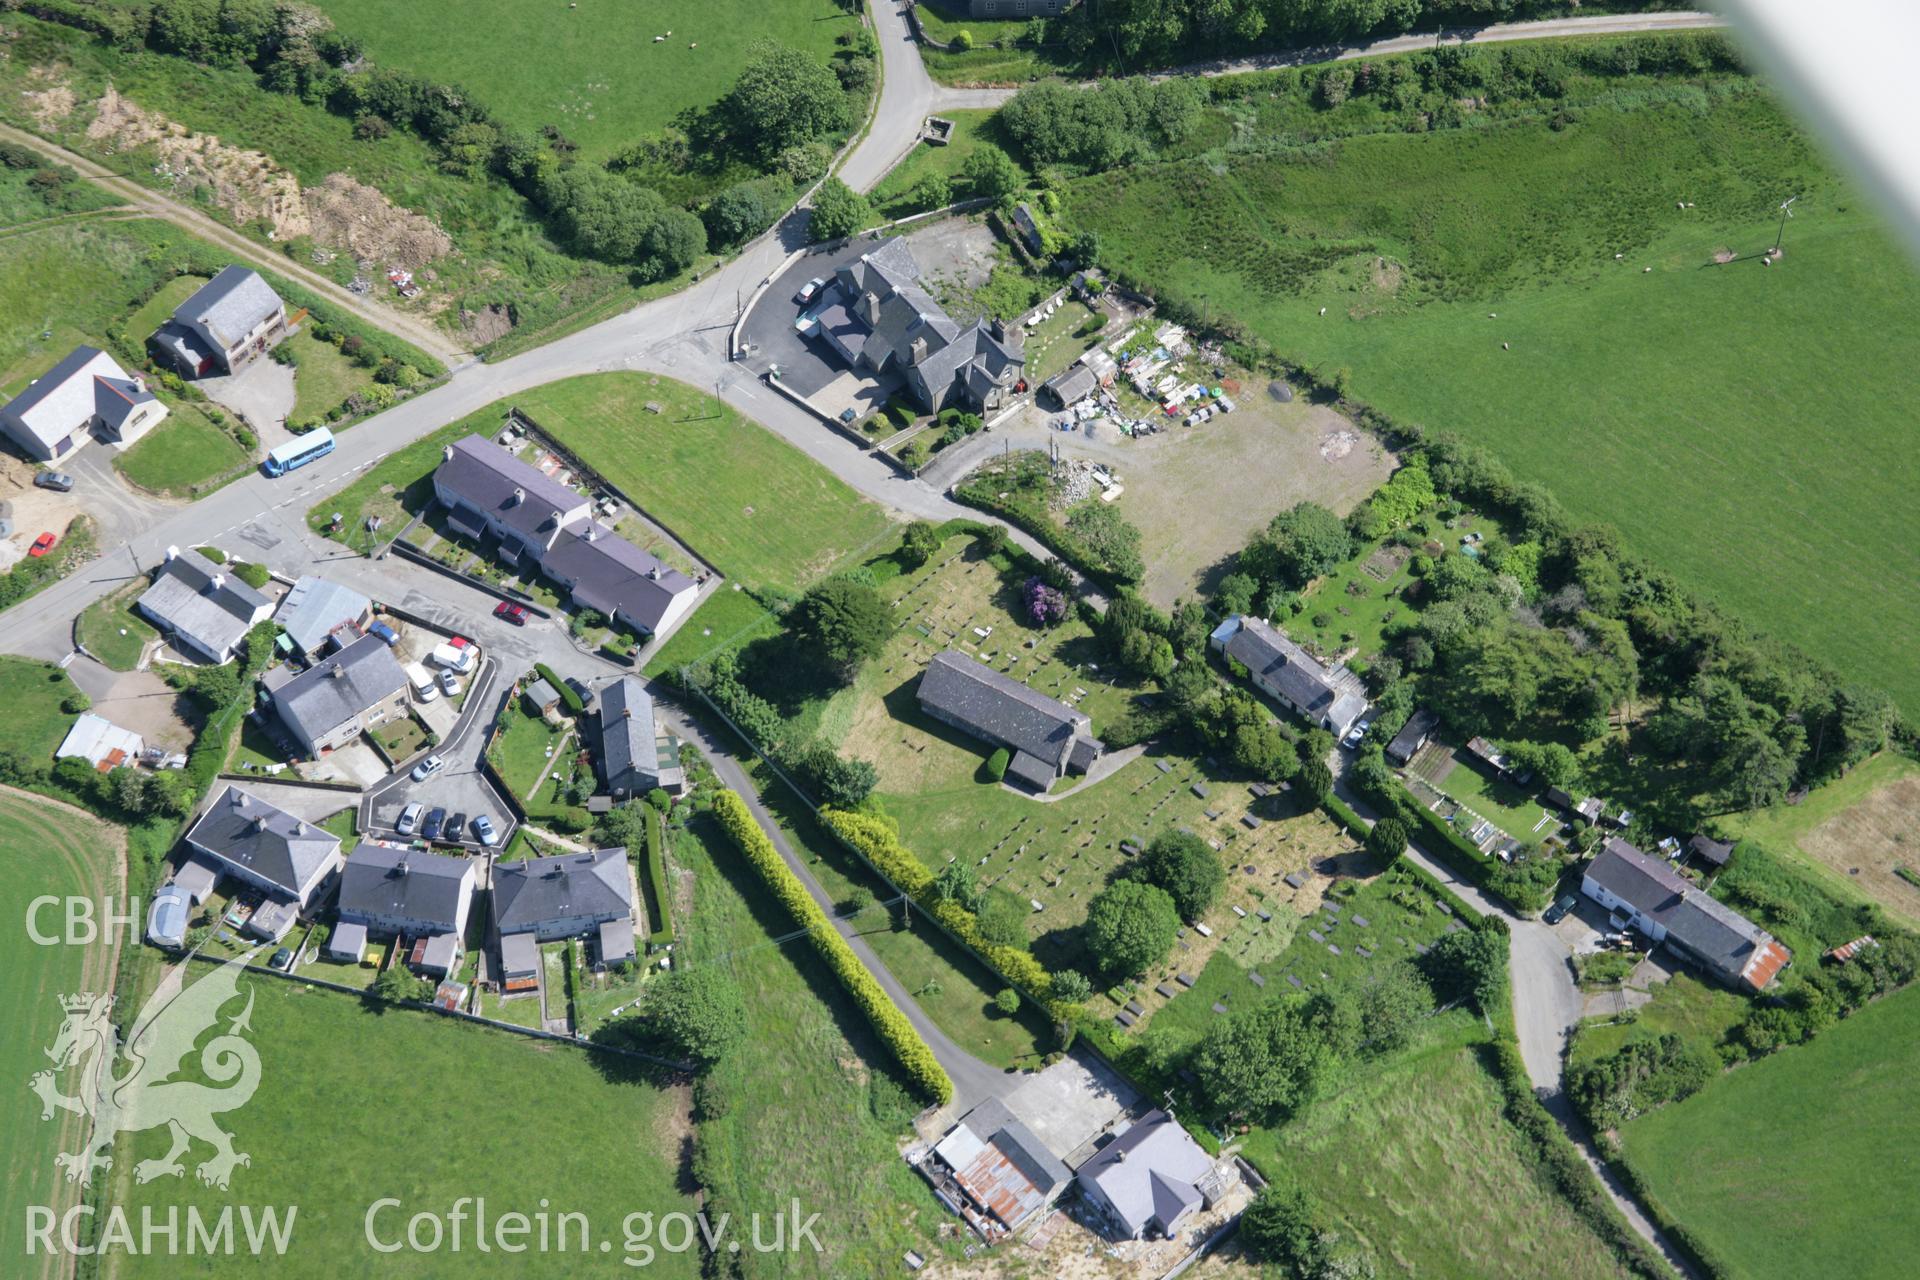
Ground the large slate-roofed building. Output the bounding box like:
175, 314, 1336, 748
1209, 615, 1368, 739
330, 845, 476, 974
540, 521, 699, 639
1582, 838, 1791, 992
433, 434, 591, 562
0, 345, 168, 461
184, 786, 342, 941
597, 676, 684, 798
816, 238, 1025, 416
136, 545, 274, 663
493, 847, 633, 944
148, 265, 287, 378
917, 650, 1102, 791
266, 633, 410, 755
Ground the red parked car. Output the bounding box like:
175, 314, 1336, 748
28, 532, 56, 557
492, 601, 529, 626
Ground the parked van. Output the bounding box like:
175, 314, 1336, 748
430, 642, 476, 674
406, 661, 439, 701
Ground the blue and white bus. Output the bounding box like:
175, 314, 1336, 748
263, 426, 335, 477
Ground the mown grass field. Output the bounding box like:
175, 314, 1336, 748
113, 406, 250, 495
107, 975, 701, 1278
0, 655, 87, 760
0, 790, 123, 1280
1069, 85, 1920, 715
314, 0, 856, 163
76, 583, 159, 671
1727, 751, 1920, 925
1621, 985, 1920, 1280
1244, 1041, 1638, 1280
674, 807, 956, 1278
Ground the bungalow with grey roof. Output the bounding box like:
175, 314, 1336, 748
274, 575, 372, 657
540, 521, 698, 639
136, 545, 274, 663
184, 786, 342, 941
917, 650, 1102, 792
265, 633, 410, 755
0, 345, 168, 461
597, 676, 684, 798
332, 845, 476, 975
1209, 615, 1367, 739
148, 265, 287, 378
1582, 838, 1791, 992
1075, 1110, 1223, 1241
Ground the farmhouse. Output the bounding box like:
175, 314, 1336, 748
183, 785, 342, 941
1582, 838, 1792, 992
1386, 708, 1439, 765
136, 546, 274, 663
1075, 1110, 1225, 1241
917, 650, 1103, 792
433, 435, 591, 563
274, 575, 373, 657
148, 265, 287, 378
816, 238, 1025, 415
1209, 615, 1367, 738
924, 1098, 1070, 1242
264, 633, 411, 756
493, 847, 636, 968
0, 345, 168, 462
331, 845, 476, 976
55, 712, 144, 771
596, 676, 684, 798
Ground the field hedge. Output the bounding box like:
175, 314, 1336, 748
534, 663, 584, 715
821, 807, 1068, 1017
641, 805, 674, 947
711, 791, 952, 1104
1478, 1040, 1689, 1280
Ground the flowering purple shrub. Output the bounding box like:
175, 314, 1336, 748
1024, 577, 1069, 626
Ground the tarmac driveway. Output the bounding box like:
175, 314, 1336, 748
362, 659, 516, 850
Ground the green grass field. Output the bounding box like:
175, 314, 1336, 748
112, 407, 250, 495
285, 326, 377, 425
76, 584, 159, 671
1069, 85, 1920, 715
320, 374, 894, 592
1245, 1041, 1637, 1280
674, 807, 956, 1277
313, 0, 856, 164
0, 656, 87, 761
106, 974, 701, 1278
868, 109, 1021, 221
1726, 752, 1920, 925
1621, 985, 1920, 1279
0, 790, 123, 1279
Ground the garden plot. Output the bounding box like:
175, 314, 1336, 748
1729, 752, 1920, 925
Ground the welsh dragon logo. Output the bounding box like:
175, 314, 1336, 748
30, 951, 263, 1190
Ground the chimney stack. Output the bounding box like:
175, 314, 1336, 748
585, 524, 597, 543
209, 572, 226, 593
165, 545, 180, 562
511, 486, 525, 507
909, 335, 928, 365
860, 291, 881, 326
442, 444, 455, 462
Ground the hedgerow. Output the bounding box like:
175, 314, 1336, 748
711, 791, 952, 1104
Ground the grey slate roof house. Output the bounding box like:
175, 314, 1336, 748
148, 265, 287, 378
432, 435, 699, 641
818, 238, 1025, 415
184, 786, 342, 941
1582, 838, 1792, 992
274, 575, 373, 656
266, 633, 410, 755
1386, 708, 1439, 765
432, 434, 591, 563
928, 1097, 1070, 1241
136, 545, 274, 663
0, 345, 168, 461
597, 676, 684, 798
493, 847, 634, 944
1209, 615, 1368, 738
1075, 1110, 1218, 1241
917, 650, 1103, 791
1042, 363, 1098, 410
540, 521, 699, 639
332, 845, 476, 974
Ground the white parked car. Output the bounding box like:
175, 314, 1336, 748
410, 754, 446, 782
395, 802, 424, 836
438, 669, 462, 698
